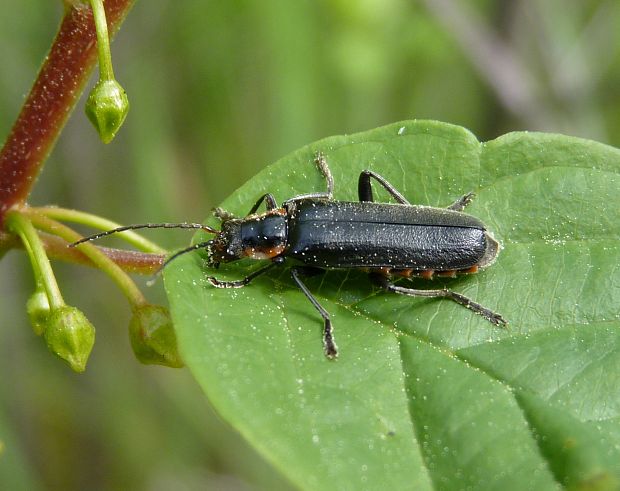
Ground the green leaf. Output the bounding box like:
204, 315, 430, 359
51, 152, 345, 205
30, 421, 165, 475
165, 120, 620, 490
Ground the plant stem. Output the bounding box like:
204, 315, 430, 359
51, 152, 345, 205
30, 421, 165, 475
32, 206, 166, 254
89, 0, 115, 81
25, 210, 147, 307
1, 228, 164, 274
5, 212, 65, 309
0, 0, 136, 225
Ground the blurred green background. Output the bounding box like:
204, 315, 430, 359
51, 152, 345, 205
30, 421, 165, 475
1, 0, 619, 489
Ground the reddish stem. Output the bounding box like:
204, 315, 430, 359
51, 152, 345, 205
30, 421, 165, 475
0, 0, 136, 225
2, 229, 164, 275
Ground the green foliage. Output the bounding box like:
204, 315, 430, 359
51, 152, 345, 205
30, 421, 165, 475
166, 120, 620, 490
2, 1, 620, 488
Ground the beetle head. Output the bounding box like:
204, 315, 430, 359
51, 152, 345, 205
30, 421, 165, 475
208, 219, 244, 266
208, 209, 288, 266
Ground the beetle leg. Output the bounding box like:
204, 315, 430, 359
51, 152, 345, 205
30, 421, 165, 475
370, 273, 507, 326
290, 267, 338, 359
207, 260, 281, 288
247, 193, 279, 215
213, 207, 236, 221
358, 170, 410, 204
285, 152, 334, 203
447, 192, 475, 211
314, 151, 334, 199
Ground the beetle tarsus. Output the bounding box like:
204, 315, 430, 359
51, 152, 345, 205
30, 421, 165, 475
323, 319, 338, 359
213, 207, 236, 221
443, 290, 507, 326
207, 262, 279, 288
314, 151, 334, 199
207, 276, 248, 288
285, 151, 334, 203
291, 267, 338, 359
447, 192, 476, 211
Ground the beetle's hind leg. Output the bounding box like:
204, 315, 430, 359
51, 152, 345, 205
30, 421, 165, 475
370, 273, 507, 326
358, 170, 410, 204
291, 266, 338, 359
447, 192, 475, 211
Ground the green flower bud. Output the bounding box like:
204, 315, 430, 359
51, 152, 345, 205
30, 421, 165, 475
44, 306, 96, 373
27, 288, 51, 336
85, 79, 129, 144
129, 305, 184, 368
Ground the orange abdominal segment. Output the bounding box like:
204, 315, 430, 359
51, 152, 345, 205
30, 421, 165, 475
376, 266, 479, 279
243, 244, 286, 260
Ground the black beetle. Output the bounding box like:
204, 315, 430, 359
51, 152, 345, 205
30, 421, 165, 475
72, 153, 506, 358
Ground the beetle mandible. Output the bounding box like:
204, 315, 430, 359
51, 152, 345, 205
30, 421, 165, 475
72, 153, 507, 358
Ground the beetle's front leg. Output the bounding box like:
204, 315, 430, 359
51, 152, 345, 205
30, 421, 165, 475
370, 273, 507, 326
207, 258, 283, 288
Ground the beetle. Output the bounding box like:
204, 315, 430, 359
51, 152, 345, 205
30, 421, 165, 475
72, 153, 506, 358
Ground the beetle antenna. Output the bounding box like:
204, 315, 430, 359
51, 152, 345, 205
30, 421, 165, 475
69, 223, 219, 247
161, 240, 215, 270
146, 240, 215, 286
